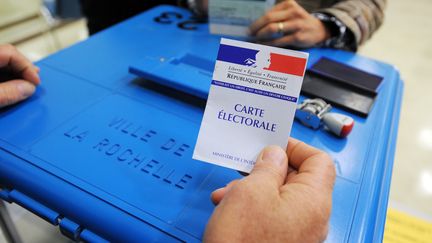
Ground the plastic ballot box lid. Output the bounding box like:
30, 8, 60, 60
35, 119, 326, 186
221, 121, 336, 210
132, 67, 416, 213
0, 5, 403, 243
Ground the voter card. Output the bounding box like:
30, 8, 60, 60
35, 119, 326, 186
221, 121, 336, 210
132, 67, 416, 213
209, 0, 276, 37
193, 38, 308, 173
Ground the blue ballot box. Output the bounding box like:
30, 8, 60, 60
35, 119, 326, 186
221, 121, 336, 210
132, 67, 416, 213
0, 5, 403, 243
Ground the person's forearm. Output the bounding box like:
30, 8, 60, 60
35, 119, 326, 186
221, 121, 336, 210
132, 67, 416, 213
317, 0, 386, 49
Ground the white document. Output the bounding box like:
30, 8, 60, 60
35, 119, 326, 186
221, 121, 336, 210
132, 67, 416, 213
193, 38, 309, 173
209, 0, 276, 37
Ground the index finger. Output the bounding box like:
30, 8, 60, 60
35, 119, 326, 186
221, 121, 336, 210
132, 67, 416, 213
249, 0, 300, 35
285, 138, 336, 190
250, 9, 296, 36
272, 0, 296, 11
0, 45, 40, 85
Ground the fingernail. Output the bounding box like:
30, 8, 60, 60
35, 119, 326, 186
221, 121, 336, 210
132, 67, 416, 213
17, 82, 35, 98
32, 72, 41, 85
212, 187, 225, 194
261, 146, 286, 167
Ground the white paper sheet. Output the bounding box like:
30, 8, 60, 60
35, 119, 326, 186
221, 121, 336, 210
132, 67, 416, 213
209, 0, 276, 37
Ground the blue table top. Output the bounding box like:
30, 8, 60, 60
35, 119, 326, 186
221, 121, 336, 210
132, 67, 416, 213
0, 5, 403, 243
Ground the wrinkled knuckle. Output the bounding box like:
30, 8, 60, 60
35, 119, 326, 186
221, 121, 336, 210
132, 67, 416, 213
0, 87, 15, 107
9, 89, 20, 105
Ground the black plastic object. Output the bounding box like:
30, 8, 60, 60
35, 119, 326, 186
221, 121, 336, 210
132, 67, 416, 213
301, 58, 383, 117
310, 57, 383, 93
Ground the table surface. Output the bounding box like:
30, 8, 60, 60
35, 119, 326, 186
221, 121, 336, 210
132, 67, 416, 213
0, 5, 403, 243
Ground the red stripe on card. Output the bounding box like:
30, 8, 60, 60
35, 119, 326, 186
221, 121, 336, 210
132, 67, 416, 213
264, 53, 307, 76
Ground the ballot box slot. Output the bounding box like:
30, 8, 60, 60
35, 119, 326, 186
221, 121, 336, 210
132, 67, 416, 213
129, 52, 215, 100
131, 78, 207, 109
170, 54, 215, 75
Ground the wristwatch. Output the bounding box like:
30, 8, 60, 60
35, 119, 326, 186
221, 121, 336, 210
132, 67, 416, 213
312, 12, 354, 49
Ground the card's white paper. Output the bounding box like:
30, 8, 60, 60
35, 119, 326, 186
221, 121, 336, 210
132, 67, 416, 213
209, 0, 276, 37
193, 38, 308, 172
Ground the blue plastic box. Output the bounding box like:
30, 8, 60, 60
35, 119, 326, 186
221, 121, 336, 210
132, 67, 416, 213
0, 5, 403, 242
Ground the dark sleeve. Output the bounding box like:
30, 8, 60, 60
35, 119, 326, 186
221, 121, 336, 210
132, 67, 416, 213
80, 0, 178, 35
317, 0, 387, 48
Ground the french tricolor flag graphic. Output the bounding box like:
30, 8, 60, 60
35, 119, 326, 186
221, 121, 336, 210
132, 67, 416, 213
217, 44, 307, 77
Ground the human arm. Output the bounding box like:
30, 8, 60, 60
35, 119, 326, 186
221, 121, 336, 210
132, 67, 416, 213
204, 138, 336, 242
250, 0, 386, 50
317, 0, 386, 50
250, 0, 331, 49
0, 44, 40, 108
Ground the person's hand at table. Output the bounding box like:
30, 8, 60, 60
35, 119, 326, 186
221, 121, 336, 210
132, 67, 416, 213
204, 138, 336, 242
0, 44, 40, 108
250, 0, 330, 48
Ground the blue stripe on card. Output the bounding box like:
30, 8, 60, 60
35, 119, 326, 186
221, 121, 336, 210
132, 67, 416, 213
211, 80, 298, 102
217, 44, 259, 66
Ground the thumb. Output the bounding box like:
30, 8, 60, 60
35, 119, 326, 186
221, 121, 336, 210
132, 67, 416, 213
247, 145, 288, 188
0, 80, 36, 108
